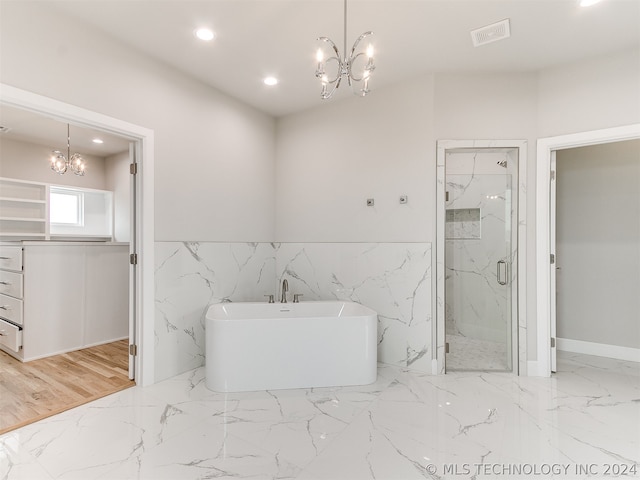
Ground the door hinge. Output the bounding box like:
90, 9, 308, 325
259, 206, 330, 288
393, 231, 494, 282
550, 170, 556, 181
445, 191, 450, 202
130, 163, 138, 175
550, 338, 556, 348
129, 344, 138, 356
130, 253, 138, 265
445, 342, 450, 354
550, 253, 555, 264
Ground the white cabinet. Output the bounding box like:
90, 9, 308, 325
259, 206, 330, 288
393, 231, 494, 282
0, 319, 22, 352
0, 244, 23, 356
0, 178, 48, 240
0, 243, 129, 362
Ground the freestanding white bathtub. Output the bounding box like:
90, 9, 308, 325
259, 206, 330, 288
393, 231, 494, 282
205, 301, 377, 392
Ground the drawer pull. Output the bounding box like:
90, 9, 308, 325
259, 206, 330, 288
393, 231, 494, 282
0, 331, 6, 336
0, 305, 10, 310
0, 281, 12, 285
0, 256, 11, 260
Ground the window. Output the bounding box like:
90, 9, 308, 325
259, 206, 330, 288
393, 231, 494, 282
50, 188, 84, 226
49, 186, 113, 239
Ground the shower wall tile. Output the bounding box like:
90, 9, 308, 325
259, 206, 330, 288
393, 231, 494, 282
154, 242, 275, 382
445, 174, 510, 344
275, 243, 432, 371
154, 242, 433, 383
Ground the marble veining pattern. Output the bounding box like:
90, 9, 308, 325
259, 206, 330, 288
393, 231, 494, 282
445, 173, 512, 370
436, 140, 527, 376
155, 242, 276, 381
1, 352, 638, 479
155, 242, 432, 382
275, 243, 432, 371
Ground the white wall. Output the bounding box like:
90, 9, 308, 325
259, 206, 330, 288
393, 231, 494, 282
0, 137, 107, 190
0, 1, 276, 242
276, 57, 640, 363
277, 72, 538, 359
105, 151, 131, 242
538, 48, 640, 138
556, 140, 640, 349
2, 0, 638, 370
276, 74, 435, 242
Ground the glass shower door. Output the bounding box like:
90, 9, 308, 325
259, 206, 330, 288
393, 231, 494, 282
445, 171, 513, 371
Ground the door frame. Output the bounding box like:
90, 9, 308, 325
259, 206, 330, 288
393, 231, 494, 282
535, 123, 640, 377
435, 139, 527, 375
0, 84, 156, 386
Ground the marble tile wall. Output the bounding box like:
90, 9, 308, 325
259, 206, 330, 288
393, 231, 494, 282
155, 242, 432, 382
275, 243, 432, 372
154, 242, 276, 381
445, 174, 512, 344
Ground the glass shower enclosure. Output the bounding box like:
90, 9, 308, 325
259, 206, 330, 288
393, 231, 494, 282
444, 149, 517, 372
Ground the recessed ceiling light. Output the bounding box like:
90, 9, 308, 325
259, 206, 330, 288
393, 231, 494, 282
195, 28, 215, 41
579, 0, 601, 6
263, 76, 278, 86
92, 138, 104, 144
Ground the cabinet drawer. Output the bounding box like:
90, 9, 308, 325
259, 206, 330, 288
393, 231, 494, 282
0, 293, 23, 326
0, 246, 23, 272
0, 270, 23, 299
0, 318, 22, 352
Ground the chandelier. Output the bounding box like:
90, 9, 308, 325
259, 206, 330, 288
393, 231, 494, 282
315, 0, 375, 99
50, 123, 86, 176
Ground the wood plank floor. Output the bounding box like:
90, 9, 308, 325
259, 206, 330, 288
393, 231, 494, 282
0, 340, 134, 435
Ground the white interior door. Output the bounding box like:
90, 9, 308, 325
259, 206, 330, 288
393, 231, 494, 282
550, 152, 557, 373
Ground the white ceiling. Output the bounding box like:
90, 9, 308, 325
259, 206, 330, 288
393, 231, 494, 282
45, 0, 640, 118
0, 105, 132, 157
1, 0, 638, 152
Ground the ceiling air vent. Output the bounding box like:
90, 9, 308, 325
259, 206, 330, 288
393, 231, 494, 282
471, 18, 511, 47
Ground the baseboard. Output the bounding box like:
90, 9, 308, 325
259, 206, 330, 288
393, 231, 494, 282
557, 338, 640, 363
22, 337, 129, 362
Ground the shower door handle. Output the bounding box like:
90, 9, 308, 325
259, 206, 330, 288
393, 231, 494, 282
497, 260, 508, 286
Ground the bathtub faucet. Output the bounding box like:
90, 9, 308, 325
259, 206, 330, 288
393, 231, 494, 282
281, 279, 288, 303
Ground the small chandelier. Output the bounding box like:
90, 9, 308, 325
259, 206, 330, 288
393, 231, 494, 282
315, 0, 375, 99
50, 123, 86, 176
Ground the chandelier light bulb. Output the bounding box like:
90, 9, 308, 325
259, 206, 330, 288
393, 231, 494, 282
366, 44, 374, 58
316, 49, 324, 63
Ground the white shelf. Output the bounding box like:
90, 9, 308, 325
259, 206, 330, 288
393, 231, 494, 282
0, 178, 49, 240
0, 217, 46, 223
0, 197, 47, 204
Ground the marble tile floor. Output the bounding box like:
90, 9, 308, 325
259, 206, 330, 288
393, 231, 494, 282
1, 352, 638, 480
446, 334, 510, 372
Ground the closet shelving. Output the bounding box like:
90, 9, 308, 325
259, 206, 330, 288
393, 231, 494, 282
0, 178, 50, 240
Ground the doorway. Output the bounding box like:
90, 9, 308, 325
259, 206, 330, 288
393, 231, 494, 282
436, 140, 527, 375
535, 124, 640, 376
0, 84, 155, 387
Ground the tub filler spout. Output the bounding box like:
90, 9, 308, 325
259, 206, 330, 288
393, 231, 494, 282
280, 278, 288, 303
